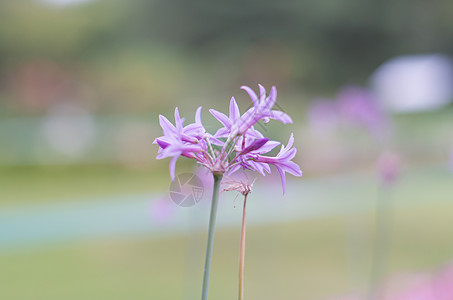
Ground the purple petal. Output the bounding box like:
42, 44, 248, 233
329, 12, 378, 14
278, 133, 295, 157
240, 138, 269, 155
210, 137, 224, 146
183, 123, 204, 138
181, 134, 199, 144
237, 108, 259, 134
174, 107, 184, 132
283, 161, 303, 177
213, 127, 230, 139
275, 166, 287, 195
287, 133, 295, 149
254, 155, 276, 165
250, 160, 271, 175
270, 110, 293, 124
169, 155, 179, 180
195, 106, 203, 125
257, 140, 280, 154
228, 164, 241, 175
159, 114, 177, 136
180, 144, 204, 153
209, 109, 232, 128
246, 126, 264, 138
279, 147, 297, 161
248, 160, 267, 176
160, 143, 201, 159
241, 85, 259, 107
258, 84, 266, 102
159, 146, 182, 158
229, 97, 240, 122
267, 86, 277, 109
156, 138, 170, 149
262, 162, 272, 174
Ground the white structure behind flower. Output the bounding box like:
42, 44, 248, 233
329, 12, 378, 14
370, 54, 453, 113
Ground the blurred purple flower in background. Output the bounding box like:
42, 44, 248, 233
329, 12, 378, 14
337, 85, 388, 135
308, 85, 390, 140
377, 151, 402, 186
307, 98, 339, 135
149, 197, 177, 224
330, 262, 453, 300
387, 264, 453, 300
434, 262, 453, 299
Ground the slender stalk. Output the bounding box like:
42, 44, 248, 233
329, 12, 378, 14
368, 186, 393, 300
205, 137, 215, 161
201, 174, 223, 300
238, 194, 248, 300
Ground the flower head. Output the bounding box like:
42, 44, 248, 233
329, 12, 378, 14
154, 85, 302, 194
154, 107, 208, 180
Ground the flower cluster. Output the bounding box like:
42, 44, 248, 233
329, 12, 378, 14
308, 85, 390, 138
334, 262, 453, 300
154, 85, 302, 193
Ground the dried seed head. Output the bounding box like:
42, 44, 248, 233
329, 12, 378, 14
223, 177, 255, 196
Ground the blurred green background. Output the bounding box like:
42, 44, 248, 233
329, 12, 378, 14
1, 0, 453, 299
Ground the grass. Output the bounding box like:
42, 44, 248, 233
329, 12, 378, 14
1, 201, 453, 300
0, 165, 452, 299
0, 164, 173, 206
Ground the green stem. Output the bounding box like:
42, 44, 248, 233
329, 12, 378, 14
201, 174, 223, 300
367, 186, 393, 300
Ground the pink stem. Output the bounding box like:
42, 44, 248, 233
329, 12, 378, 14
238, 194, 248, 300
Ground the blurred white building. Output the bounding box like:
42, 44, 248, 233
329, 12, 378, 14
370, 54, 453, 113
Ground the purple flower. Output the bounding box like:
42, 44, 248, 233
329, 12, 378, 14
154, 85, 302, 194
377, 151, 401, 186
149, 197, 176, 224
229, 137, 281, 176
307, 98, 339, 134
209, 97, 241, 139
308, 85, 391, 140
239, 138, 271, 155
336, 85, 389, 136
254, 133, 303, 194
238, 84, 293, 135
209, 96, 265, 142
338, 87, 379, 123
228, 133, 302, 194
330, 262, 453, 300
154, 107, 209, 180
